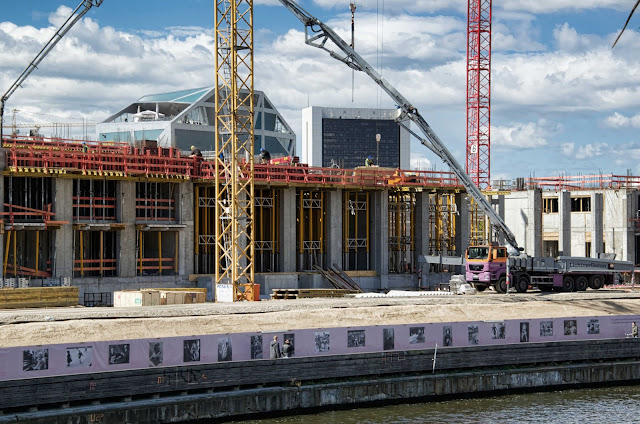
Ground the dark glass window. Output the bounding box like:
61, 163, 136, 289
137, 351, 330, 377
322, 119, 400, 168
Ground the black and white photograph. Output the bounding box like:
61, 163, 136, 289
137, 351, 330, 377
383, 328, 395, 351
564, 319, 577, 336
468, 325, 479, 345
540, 321, 553, 337
491, 322, 506, 339
282, 333, 296, 358
108, 344, 130, 365
587, 319, 600, 334
443, 326, 452, 346
23, 349, 48, 371
315, 331, 330, 353
409, 327, 425, 344
520, 322, 530, 343
218, 336, 232, 362
347, 330, 366, 348
149, 342, 163, 367
67, 346, 93, 368
251, 335, 263, 359
183, 339, 200, 362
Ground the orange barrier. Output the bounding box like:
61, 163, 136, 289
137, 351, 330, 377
3, 136, 462, 189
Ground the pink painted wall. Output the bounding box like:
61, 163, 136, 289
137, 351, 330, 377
0, 314, 636, 381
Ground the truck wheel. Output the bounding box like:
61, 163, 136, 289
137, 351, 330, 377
576, 276, 588, 291
589, 274, 604, 290
495, 277, 507, 293
562, 276, 575, 292
515, 274, 529, 293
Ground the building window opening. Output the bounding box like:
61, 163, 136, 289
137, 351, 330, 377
74, 230, 117, 277
571, 197, 591, 212
543, 197, 559, 214
137, 230, 178, 276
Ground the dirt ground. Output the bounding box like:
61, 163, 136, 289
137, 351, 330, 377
1, 290, 640, 348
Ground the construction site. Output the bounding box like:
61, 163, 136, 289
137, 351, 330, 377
0, 0, 637, 306
2, 1, 640, 422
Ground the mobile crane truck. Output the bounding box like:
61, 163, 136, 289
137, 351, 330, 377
466, 244, 633, 293
279, 0, 634, 294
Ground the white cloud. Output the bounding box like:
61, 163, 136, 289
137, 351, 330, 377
573, 143, 609, 160
603, 112, 640, 129
410, 152, 433, 170
499, 0, 630, 13
561, 142, 575, 156
492, 120, 557, 148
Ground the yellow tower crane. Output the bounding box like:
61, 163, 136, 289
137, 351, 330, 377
214, 0, 255, 301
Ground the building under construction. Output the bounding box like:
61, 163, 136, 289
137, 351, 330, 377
1, 134, 640, 303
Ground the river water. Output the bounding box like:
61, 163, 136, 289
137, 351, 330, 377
228, 385, 640, 424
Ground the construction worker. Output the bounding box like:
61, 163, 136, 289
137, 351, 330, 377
190, 145, 202, 157
260, 148, 271, 164
365, 155, 374, 167
82, 142, 88, 154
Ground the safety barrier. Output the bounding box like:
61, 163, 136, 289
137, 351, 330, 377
3, 136, 463, 189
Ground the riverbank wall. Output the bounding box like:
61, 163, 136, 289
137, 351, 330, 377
2, 338, 640, 423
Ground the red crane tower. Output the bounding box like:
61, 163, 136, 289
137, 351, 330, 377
466, 0, 491, 190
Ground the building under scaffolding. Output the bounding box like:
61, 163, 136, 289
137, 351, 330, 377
2, 136, 640, 300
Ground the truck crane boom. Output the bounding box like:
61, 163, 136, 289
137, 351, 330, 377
279, 0, 521, 252
0, 0, 104, 140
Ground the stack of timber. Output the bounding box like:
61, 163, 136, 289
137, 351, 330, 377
270, 288, 358, 300
0, 286, 79, 309
113, 288, 206, 307
312, 264, 364, 293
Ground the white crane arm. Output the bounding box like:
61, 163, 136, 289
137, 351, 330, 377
1, 0, 104, 136
278, 0, 521, 252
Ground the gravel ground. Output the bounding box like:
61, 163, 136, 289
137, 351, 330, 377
0, 289, 639, 348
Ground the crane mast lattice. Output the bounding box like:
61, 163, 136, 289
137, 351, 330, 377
214, 0, 256, 300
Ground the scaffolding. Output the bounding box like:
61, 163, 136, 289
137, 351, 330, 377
255, 188, 279, 273
388, 192, 415, 274
343, 191, 369, 271
429, 193, 457, 255
297, 190, 325, 271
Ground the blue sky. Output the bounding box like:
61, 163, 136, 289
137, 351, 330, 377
1, 0, 640, 181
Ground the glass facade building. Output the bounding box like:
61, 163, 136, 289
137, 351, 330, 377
302, 106, 410, 169
322, 119, 400, 169
96, 87, 295, 157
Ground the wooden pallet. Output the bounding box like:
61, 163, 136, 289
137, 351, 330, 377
0, 287, 79, 309
270, 288, 358, 300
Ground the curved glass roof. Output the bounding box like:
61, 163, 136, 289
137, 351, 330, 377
137, 87, 209, 103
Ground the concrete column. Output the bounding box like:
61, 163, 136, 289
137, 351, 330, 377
325, 189, 342, 269
591, 192, 603, 258
559, 190, 571, 256
118, 180, 136, 278
455, 193, 469, 257
279, 188, 297, 272
53, 178, 74, 278
414, 192, 430, 259
529, 190, 543, 257
370, 190, 389, 289
177, 182, 194, 278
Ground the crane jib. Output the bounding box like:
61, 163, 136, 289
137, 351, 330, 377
278, 0, 521, 252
